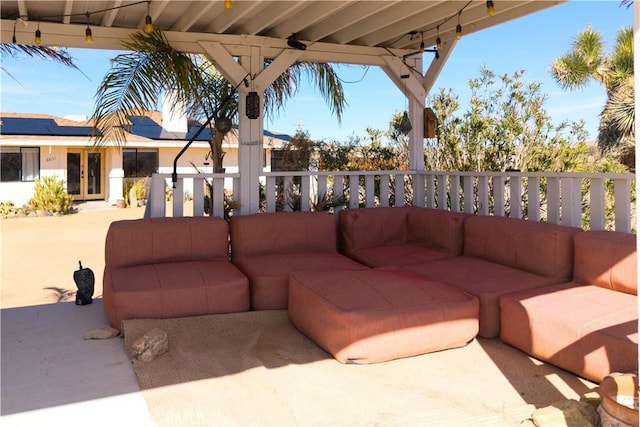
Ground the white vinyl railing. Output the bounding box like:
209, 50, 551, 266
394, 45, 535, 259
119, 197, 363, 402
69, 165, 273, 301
145, 170, 636, 232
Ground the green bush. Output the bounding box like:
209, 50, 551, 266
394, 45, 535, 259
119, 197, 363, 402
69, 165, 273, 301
29, 175, 74, 214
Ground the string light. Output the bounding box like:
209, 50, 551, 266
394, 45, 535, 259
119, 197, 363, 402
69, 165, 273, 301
455, 12, 462, 40
34, 22, 41, 44
85, 25, 94, 43
16, 0, 150, 46
12, 21, 16, 43
486, 1, 495, 16
85, 13, 93, 44
436, 26, 442, 50
144, 1, 153, 34
224, 0, 233, 9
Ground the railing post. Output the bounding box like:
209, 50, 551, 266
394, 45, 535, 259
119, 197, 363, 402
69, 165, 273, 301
349, 174, 359, 209
211, 177, 225, 218
265, 176, 276, 212
193, 177, 205, 216
547, 177, 560, 224
561, 177, 581, 228
145, 174, 164, 218
300, 175, 311, 212
614, 178, 632, 232
425, 173, 435, 208
172, 178, 184, 218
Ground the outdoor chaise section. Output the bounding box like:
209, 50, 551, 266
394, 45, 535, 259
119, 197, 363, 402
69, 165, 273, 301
288, 268, 479, 363
229, 211, 368, 310
103, 216, 250, 330
401, 215, 582, 338
338, 206, 468, 267
500, 230, 638, 383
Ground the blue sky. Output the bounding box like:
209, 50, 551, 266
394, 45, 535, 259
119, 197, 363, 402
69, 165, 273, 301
0, 1, 632, 142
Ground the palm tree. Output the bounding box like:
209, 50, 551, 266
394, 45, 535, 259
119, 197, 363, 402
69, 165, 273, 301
550, 24, 634, 169
1, 43, 79, 84
90, 29, 346, 174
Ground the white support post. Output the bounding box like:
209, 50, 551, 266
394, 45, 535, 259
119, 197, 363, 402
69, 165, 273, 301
300, 175, 311, 212
193, 177, 205, 216
394, 173, 405, 207
509, 175, 522, 219
450, 175, 460, 212
493, 176, 505, 217
172, 178, 184, 217
436, 174, 447, 210
365, 175, 375, 208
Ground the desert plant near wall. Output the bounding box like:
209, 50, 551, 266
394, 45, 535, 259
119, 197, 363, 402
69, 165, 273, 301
29, 175, 74, 214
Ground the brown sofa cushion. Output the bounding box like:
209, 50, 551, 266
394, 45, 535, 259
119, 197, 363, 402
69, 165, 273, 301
233, 253, 367, 310
339, 206, 410, 253
573, 230, 637, 295
105, 216, 231, 268
106, 260, 249, 329
103, 217, 249, 329
463, 215, 580, 279
230, 211, 338, 257
403, 257, 562, 338
288, 268, 479, 363
500, 282, 638, 383
339, 206, 466, 267
230, 211, 368, 310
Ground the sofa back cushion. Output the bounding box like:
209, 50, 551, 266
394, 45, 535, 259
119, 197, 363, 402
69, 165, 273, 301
406, 208, 467, 255
573, 230, 637, 295
339, 207, 410, 253
463, 215, 579, 279
230, 211, 337, 258
105, 216, 230, 269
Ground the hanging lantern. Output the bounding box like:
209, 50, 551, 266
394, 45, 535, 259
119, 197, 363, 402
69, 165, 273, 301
399, 111, 412, 135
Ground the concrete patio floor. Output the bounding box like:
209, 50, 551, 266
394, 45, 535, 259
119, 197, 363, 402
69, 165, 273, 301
0, 203, 600, 426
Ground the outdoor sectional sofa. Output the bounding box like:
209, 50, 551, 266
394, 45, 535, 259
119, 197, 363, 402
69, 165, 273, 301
102, 207, 637, 383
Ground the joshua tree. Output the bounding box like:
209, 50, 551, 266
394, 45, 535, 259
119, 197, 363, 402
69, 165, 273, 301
550, 24, 634, 169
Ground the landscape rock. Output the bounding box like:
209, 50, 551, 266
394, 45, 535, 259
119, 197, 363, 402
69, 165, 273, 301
528, 399, 599, 427
83, 324, 120, 340
131, 327, 169, 362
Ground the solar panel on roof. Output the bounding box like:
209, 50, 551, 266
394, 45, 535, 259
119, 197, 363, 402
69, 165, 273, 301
0, 117, 94, 136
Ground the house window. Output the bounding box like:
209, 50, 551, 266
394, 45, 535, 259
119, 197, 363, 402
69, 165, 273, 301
123, 148, 158, 177
270, 149, 285, 172
0, 147, 39, 182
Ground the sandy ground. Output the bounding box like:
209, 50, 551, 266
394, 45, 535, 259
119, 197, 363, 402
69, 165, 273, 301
0, 203, 146, 309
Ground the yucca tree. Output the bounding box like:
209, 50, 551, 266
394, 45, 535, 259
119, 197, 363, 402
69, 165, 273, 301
550, 24, 634, 169
91, 29, 346, 173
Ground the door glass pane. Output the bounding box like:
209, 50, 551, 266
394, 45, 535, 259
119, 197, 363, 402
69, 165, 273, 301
67, 152, 81, 195
87, 152, 101, 195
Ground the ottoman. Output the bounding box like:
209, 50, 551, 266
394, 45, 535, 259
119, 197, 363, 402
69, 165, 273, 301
288, 268, 479, 363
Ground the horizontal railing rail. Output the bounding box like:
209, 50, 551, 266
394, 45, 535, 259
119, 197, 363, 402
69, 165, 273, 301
145, 170, 635, 232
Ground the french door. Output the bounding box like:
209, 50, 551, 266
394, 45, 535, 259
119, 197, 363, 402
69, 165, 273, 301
67, 149, 104, 201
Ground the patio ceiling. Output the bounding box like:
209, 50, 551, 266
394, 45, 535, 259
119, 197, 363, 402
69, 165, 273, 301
1, 1, 563, 71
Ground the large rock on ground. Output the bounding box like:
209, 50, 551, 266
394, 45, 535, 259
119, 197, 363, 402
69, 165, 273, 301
131, 327, 169, 362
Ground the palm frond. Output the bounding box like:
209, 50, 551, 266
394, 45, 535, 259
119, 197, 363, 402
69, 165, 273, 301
0, 43, 78, 69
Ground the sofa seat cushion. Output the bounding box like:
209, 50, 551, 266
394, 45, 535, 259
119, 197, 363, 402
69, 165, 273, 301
403, 256, 563, 338
500, 282, 638, 382
233, 253, 368, 310
345, 242, 457, 268
105, 260, 250, 328
288, 268, 479, 364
